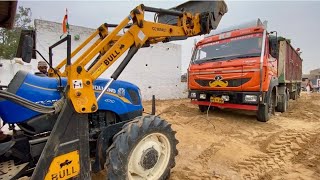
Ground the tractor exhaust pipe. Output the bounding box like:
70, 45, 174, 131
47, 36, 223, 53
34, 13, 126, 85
151, 95, 156, 115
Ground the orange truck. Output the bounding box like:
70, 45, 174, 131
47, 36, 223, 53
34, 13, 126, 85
188, 19, 302, 122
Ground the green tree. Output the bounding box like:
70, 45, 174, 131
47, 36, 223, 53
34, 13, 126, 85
0, 6, 33, 59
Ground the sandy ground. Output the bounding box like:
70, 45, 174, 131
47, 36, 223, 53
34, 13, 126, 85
142, 93, 320, 180
15, 93, 320, 180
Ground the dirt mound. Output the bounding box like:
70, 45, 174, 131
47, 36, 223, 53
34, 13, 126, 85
233, 130, 319, 179
91, 93, 320, 179
143, 93, 320, 180
292, 132, 320, 177
283, 93, 320, 122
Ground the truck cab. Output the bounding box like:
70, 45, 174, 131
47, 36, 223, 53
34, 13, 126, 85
188, 19, 302, 122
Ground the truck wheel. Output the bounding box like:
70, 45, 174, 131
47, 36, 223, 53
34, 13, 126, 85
289, 91, 297, 100
276, 93, 288, 113
257, 91, 275, 122
105, 115, 178, 180
198, 105, 214, 112
257, 103, 269, 122
198, 105, 208, 112
293, 91, 297, 100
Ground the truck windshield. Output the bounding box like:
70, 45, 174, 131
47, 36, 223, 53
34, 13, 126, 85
192, 34, 263, 64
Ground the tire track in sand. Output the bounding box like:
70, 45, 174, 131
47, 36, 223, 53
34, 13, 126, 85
233, 130, 318, 179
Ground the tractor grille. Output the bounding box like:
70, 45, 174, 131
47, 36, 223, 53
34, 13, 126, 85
195, 78, 251, 87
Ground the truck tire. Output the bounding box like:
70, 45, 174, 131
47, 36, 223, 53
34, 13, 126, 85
297, 87, 301, 97
105, 115, 178, 180
293, 91, 297, 100
276, 93, 288, 113
290, 91, 297, 100
257, 91, 275, 122
198, 105, 214, 112
198, 105, 208, 112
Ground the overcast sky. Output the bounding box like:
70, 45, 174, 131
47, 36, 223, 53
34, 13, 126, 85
18, 0, 320, 74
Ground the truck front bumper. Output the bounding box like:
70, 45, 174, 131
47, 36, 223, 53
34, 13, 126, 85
189, 90, 260, 111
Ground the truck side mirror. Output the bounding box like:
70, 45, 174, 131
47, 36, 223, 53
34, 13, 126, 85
269, 37, 278, 59
21, 35, 34, 63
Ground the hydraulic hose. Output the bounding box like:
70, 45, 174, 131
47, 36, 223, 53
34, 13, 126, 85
0, 90, 64, 114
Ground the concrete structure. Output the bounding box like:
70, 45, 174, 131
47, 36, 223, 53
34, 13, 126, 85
309, 68, 320, 80
302, 68, 320, 89
0, 59, 32, 86
4, 19, 186, 100
309, 68, 320, 88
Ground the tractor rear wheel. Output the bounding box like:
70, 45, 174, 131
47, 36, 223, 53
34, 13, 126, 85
105, 115, 178, 180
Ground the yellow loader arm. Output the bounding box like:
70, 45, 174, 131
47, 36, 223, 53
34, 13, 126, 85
3, 2, 228, 180
51, 3, 227, 113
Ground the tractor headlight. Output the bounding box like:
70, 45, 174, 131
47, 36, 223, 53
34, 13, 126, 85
199, 94, 206, 99
244, 95, 258, 102
221, 95, 230, 101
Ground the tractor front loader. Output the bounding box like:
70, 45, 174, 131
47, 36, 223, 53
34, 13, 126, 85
0, 1, 227, 179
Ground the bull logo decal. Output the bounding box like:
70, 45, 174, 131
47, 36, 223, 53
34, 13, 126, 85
209, 75, 228, 87
60, 160, 72, 168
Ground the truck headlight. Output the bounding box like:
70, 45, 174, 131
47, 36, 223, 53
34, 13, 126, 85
244, 95, 257, 102
199, 94, 206, 99
221, 95, 229, 101
190, 92, 196, 98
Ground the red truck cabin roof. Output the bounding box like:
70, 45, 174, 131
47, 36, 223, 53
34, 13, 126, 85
197, 26, 265, 47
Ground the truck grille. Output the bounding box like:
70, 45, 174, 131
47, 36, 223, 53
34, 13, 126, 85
195, 78, 251, 87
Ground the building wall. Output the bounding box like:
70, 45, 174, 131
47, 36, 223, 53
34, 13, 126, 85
33, 19, 187, 100
302, 68, 320, 88
310, 68, 320, 75
310, 69, 320, 80
0, 59, 32, 86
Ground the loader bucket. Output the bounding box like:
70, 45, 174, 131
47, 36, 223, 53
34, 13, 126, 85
157, 0, 228, 30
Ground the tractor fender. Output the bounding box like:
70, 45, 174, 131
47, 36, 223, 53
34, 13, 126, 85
91, 120, 129, 173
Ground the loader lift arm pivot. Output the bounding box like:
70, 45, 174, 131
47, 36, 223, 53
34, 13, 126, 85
52, 4, 226, 113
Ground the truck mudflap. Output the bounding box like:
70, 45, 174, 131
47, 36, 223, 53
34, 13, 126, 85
191, 100, 258, 111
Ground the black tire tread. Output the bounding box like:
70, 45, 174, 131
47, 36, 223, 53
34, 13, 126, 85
257, 104, 269, 122
105, 115, 178, 180
257, 90, 275, 122
198, 105, 213, 112
276, 93, 288, 113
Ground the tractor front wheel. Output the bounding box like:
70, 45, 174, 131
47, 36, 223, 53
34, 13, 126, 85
105, 115, 178, 180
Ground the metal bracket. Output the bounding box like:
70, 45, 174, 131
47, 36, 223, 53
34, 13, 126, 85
30, 99, 90, 180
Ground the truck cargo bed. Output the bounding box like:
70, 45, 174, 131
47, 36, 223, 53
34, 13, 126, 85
278, 40, 303, 83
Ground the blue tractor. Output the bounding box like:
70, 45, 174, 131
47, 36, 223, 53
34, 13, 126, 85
0, 70, 143, 135
0, 30, 144, 175
0, 1, 226, 179
0, 69, 144, 173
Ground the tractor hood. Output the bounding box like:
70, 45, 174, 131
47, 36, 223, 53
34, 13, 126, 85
0, 71, 141, 123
